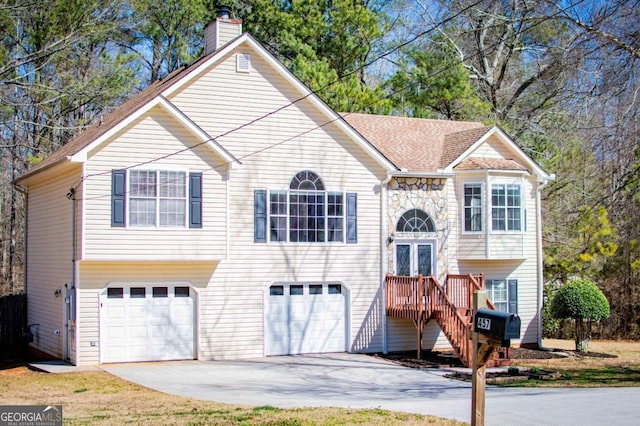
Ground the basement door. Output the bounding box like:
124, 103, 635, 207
265, 283, 347, 356
100, 285, 195, 363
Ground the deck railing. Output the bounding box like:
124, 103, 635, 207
385, 274, 426, 321
431, 278, 472, 366
385, 272, 495, 367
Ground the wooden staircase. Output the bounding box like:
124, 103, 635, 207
385, 273, 510, 367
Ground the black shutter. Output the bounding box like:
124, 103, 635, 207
189, 172, 203, 228
508, 279, 518, 314
254, 189, 267, 243
111, 169, 126, 227
346, 192, 357, 243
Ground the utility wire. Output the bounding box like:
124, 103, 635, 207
73, 0, 584, 202
70, 0, 485, 194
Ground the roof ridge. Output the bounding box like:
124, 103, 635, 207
444, 124, 491, 137
342, 111, 485, 126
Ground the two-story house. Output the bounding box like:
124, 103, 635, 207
14, 12, 552, 366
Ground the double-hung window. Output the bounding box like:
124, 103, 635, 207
255, 170, 356, 243
129, 170, 186, 227
463, 183, 482, 232
111, 169, 202, 228
486, 279, 518, 314
491, 184, 521, 232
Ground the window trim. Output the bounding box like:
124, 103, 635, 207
460, 179, 524, 235
490, 183, 523, 233
113, 168, 201, 229
393, 239, 437, 277
395, 209, 436, 234
462, 182, 483, 233
486, 278, 518, 314
273, 189, 349, 244
128, 169, 187, 228
262, 186, 354, 245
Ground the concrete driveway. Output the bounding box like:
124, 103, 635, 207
103, 353, 640, 425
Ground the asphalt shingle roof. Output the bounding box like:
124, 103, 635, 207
341, 113, 489, 172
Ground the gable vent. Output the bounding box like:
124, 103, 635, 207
237, 53, 250, 72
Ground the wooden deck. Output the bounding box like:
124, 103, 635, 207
385, 273, 508, 367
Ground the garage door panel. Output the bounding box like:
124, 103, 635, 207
265, 284, 346, 356
106, 325, 125, 340
129, 306, 147, 320
129, 325, 148, 339
101, 285, 195, 363
106, 305, 125, 317
173, 307, 192, 317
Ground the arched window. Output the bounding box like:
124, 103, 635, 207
259, 170, 357, 243
396, 209, 435, 233
290, 170, 324, 191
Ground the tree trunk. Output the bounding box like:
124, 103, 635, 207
575, 317, 591, 353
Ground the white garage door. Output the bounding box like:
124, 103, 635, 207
265, 283, 346, 356
100, 285, 195, 363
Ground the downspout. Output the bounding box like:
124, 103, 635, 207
485, 171, 490, 259
67, 188, 76, 292
536, 177, 551, 349
380, 173, 393, 354
66, 187, 77, 362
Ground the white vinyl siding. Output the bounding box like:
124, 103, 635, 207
450, 260, 537, 345
24, 164, 82, 361
456, 174, 533, 260
75, 261, 212, 365
165, 46, 385, 359
470, 134, 521, 160
69, 42, 387, 363
81, 106, 228, 261
166, 46, 387, 359
447, 139, 542, 345
204, 19, 242, 55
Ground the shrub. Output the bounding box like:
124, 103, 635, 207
550, 279, 610, 352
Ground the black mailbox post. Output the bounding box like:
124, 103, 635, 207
473, 308, 521, 346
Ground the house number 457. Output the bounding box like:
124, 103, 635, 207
476, 317, 491, 331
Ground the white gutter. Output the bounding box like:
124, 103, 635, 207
394, 171, 455, 178
380, 172, 393, 354
536, 175, 553, 348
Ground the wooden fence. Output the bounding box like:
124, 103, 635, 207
0, 293, 27, 354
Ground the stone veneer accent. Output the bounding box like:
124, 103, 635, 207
387, 177, 449, 282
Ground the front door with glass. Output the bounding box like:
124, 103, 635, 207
395, 242, 435, 277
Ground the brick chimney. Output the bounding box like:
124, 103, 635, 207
204, 5, 243, 55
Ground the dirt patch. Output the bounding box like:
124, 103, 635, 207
373, 345, 617, 371
372, 350, 465, 369
445, 367, 562, 384
511, 347, 616, 360
0, 357, 29, 375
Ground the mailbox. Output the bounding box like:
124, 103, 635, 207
474, 308, 521, 345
